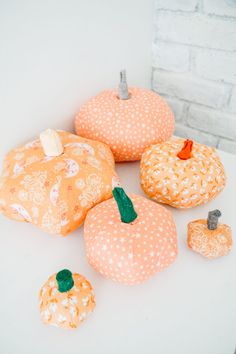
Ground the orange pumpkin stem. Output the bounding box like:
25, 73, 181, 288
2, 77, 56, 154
177, 139, 193, 160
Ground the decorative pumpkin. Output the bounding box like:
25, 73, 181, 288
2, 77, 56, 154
84, 183, 178, 285
39, 269, 95, 329
140, 137, 226, 208
75, 70, 174, 162
0, 129, 117, 235
188, 210, 232, 259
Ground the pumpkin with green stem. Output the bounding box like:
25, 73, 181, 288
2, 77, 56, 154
84, 184, 178, 285
39, 269, 95, 329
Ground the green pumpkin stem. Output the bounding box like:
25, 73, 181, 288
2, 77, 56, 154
112, 187, 138, 223
56, 269, 74, 293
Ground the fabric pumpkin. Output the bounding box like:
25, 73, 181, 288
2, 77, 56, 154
0, 130, 117, 235
188, 210, 232, 259
75, 70, 174, 162
39, 269, 95, 329
84, 185, 178, 285
140, 137, 226, 208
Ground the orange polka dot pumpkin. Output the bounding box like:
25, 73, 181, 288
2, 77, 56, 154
188, 210, 232, 259
84, 185, 178, 285
0, 129, 117, 235
140, 137, 226, 209
39, 269, 95, 329
75, 70, 174, 162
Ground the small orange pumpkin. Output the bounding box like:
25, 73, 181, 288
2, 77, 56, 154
84, 184, 178, 285
75, 70, 174, 162
140, 137, 226, 208
187, 210, 232, 259
39, 269, 95, 329
0, 129, 117, 235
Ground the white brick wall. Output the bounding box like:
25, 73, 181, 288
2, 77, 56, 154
203, 0, 236, 18
153, 0, 236, 154
152, 42, 189, 72
153, 70, 230, 108
155, 12, 236, 51
194, 49, 236, 84
156, 0, 198, 12
230, 87, 236, 112
188, 105, 236, 140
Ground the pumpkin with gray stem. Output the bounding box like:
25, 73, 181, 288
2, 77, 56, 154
187, 210, 232, 259
75, 70, 174, 162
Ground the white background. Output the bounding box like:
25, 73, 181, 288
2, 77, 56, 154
0, 0, 153, 161
0, 1, 236, 354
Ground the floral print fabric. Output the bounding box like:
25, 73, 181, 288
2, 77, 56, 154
188, 219, 232, 259
39, 272, 95, 329
140, 137, 226, 208
0, 130, 117, 235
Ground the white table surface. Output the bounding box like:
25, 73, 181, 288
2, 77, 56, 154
0, 150, 235, 354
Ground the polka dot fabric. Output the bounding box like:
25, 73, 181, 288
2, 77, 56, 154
39, 272, 95, 329
140, 137, 226, 208
84, 194, 178, 285
75, 88, 174, 161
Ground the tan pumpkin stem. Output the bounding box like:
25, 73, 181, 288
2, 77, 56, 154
40, 129, 64, 157
177, 139, 193, 160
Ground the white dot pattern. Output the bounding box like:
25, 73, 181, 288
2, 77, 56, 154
75, 88, 174, 161
84, 194, 178, 285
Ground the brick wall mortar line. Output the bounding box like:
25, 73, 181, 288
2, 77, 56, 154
155, 9, 236, 22
153, 37, 236, 54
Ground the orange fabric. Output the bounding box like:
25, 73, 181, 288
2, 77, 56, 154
75, 88, 174, 162
177, 139, 193, 160
39, 272, 95, 329
140, 137, 226, 208
188, 219, 232, 259
0, 130, 117, 235
84, 194, 178, 285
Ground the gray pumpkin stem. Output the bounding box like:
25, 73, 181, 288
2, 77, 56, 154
118, 70, 130, 100
207, 210, 221, 230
